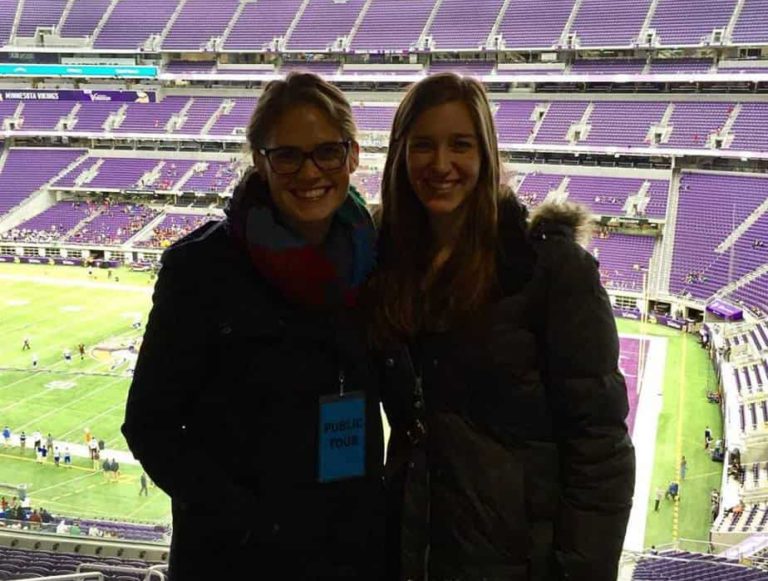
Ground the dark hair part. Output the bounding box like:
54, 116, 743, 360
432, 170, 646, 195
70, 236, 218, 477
246, 72, 357, 152
368, 73, 504, 342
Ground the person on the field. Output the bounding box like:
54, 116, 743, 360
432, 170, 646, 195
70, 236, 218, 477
22, 336, 30, 350
123, 72, 384, 581
53, 446, 61, 467
2, 426, 10, 447
63, 446, 71, 467
109, 458, 120, 480
102, 458, 112, 481
666, 480, 679, 501
88, 437, 100, 470
18, 431, 26, 453
139, 472, 149, 496
368, 73, 634, 581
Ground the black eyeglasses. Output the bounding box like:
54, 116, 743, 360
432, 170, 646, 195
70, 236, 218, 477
257, 141, 351, 175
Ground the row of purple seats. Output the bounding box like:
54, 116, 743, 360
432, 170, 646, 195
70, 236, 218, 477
0, 545, 158, 581
0, 149, 86, 218
634, 549, 768, 580
590, 235, 656, 291
4, 96, 768, 154
64, 203, 160, 245
135, 213, 211, 248
670, 172, 768, 307
45, 0, 768, 50
1, 202, 96, 242
513, 171, 669, 219
164, 58, 766, 78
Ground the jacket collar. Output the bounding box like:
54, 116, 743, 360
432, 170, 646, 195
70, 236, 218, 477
527, 200, 592, 246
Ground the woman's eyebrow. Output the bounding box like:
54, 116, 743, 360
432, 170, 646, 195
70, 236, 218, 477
409, 133, 476, 139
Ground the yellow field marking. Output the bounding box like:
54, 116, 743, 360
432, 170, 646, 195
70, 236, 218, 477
0, 451, 93, 474
683, 470, 722, 481
673, 335, 689, 543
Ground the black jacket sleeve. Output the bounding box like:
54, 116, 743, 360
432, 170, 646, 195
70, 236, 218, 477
539, 237, 636, 581
121, 248, 258, 513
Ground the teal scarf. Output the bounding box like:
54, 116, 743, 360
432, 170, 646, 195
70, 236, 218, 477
227, 171, 376, 309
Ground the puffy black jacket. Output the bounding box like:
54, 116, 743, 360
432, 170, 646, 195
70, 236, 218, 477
380, 199, 635, 581
122, 220, 385, 580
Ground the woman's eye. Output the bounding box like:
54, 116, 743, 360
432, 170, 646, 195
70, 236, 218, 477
453, 140, 473, 150
409, 141, 432, 152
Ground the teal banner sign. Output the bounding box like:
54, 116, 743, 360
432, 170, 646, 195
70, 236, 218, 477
0, 64, 157, 78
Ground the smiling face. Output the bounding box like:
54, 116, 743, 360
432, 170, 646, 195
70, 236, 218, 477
405, 101, 481, 222
254, 103, 359, 244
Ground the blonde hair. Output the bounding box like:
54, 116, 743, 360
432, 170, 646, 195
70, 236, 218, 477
369, 73, 503, 340
246, 72, 357, 152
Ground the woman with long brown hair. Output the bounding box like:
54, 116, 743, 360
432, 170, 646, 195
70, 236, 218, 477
369, 73, 635, 581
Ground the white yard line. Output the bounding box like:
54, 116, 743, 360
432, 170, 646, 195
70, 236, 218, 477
57, 401, 127, 441
9, 376, 126, 428
0, 273, 152, 294
623, 334, 669, 552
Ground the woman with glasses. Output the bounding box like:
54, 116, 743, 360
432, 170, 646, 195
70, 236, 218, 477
123, 73, 384, 580
367, 73, 635, 580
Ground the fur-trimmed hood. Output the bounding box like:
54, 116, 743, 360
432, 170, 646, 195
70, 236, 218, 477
528, 200, 593, 247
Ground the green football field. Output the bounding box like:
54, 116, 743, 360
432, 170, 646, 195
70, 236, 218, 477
0, 263, 724, 542
0, 262, 170, 524
617, 320, 723, 549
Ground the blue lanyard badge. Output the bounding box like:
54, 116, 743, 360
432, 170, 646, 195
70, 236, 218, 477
318, 391, 366, 483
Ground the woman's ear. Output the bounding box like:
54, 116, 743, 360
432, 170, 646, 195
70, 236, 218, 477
348, 140, 360, 174
252, 152, 268, 177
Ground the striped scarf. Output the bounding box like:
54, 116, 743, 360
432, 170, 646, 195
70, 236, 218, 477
227, 171, 376, 309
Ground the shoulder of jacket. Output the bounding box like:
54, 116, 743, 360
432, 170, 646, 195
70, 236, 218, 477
528, 201, 593, 247
160, 220, 229, 270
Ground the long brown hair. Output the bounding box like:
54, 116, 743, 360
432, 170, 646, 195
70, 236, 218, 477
369, 73, 503, 342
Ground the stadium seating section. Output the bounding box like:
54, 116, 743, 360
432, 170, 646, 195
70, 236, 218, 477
0, 0, 762, 50
0, 545, 162, 580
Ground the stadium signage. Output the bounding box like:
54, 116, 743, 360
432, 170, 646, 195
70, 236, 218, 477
706, 299, 744, 321
0, 90, 156, 102
0, 64, 158, 78
62, 57, 137, 67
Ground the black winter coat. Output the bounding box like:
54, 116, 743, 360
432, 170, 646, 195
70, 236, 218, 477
122, 221, 385, 580
380, 200, 635, 581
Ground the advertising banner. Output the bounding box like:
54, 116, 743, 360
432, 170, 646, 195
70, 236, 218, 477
706, 299, 744, 321
0, 89, 155, 102
0, 64, 157, 78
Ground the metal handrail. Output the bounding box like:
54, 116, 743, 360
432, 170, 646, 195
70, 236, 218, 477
76, 562, 166, 581
9, 574, 104, 581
